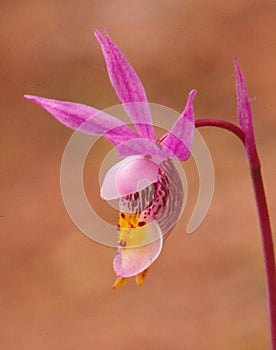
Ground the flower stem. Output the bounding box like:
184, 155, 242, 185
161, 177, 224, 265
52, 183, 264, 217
195, 119, 245, 143
250, 165, 276, 350
196, 119, 276, 350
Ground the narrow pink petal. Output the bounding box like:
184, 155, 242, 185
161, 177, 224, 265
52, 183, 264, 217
116, 138, 174, 159
160, 89, 196, 161
24, 95, 139, 146
101, 156, 159, 200
94, 29, 155, 140
233, 58, 254, 142
113, 221, 163, 278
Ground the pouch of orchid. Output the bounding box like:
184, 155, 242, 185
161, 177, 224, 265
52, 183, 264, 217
101, 155, 184, 289
25, 30, 196, 289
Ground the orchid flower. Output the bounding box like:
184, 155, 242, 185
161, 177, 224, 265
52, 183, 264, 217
24, 29, 196, 289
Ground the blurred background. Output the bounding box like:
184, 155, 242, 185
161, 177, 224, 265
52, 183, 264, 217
1, 1, 275, 349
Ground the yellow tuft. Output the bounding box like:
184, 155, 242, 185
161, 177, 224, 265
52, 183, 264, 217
118, 213, 139, 229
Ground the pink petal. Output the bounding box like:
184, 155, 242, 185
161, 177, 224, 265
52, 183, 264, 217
101, 156, 159, 200
161, 89, 196, 160
233, 58, 254, 143
24, 95, 139, 146
113, 221, 163, 278
116, 138, 174, 159
94, 29, 155, 140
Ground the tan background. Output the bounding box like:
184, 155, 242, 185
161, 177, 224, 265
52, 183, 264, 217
1, 1, 276, 349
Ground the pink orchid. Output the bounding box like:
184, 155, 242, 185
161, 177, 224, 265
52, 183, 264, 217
24, 29, 196, 289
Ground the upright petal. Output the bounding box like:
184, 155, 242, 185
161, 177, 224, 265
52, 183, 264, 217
161, 89, 196, 160
233, 58, 260, 168
24, 95, 139, 146
233, 58, 255, 144
94, 29, 155, 140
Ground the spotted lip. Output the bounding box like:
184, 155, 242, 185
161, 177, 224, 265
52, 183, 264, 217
113, 157, 184, 278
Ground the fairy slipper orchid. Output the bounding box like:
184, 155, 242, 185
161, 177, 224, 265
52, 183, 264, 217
24, 29, 196, 289
103, 155, 185, 289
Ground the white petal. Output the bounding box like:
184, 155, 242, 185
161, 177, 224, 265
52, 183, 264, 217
100, 156, 159, 200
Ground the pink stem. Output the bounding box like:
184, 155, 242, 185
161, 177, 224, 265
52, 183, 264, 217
195, 119, 245, 143
250, 165, 276, 350
196, 118, 276, 350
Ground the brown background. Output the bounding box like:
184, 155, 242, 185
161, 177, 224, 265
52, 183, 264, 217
1, 1, 276, 349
